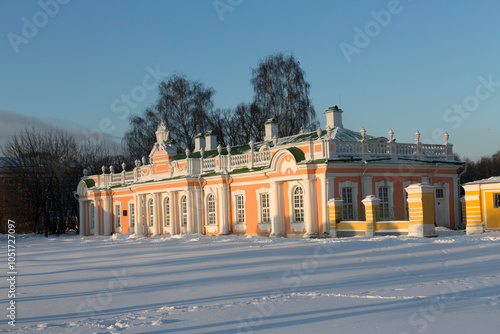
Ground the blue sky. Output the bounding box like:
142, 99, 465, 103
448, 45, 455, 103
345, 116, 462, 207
1, 0, 499, 160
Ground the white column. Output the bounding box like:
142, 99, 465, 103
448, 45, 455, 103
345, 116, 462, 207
152, 193, 159, 236
320, 175, 329, 236
102, 194, 109, 235
196, 186, 203, 234
270, 181, 282, 237
136, 195, 143, 235
93, 199, 100, 235
79, 200, 85, 236
186, 189, 193, 234
304, 178, 318, 238
132, 195, 138, 235
218, 185, 229, 235
169, 192, 176, 235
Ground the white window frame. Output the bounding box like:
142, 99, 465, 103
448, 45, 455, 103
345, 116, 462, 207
128, 200, 135, 228
114, 202, 121, 228
256, 187, 270, 224
147, 198, 154, 227
180, 195, 187, 226
163, 196, 170, 227
339, 181, 358, 221
89, 203, 95, 229
375, 180, 394, 220
206, 193, 217, 225
292, 186, 305, 223
232, 189, 246, 225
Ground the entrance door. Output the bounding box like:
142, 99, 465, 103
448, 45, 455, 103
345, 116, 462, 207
434, 188, 450, 227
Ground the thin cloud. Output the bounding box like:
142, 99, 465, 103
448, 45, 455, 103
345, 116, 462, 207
0, 109, 121, 156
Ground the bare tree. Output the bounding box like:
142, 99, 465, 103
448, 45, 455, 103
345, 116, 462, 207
123, 74, 215, 156
251, 52, 318, 137
458, 150, 500, 185
1, 128, 81, 234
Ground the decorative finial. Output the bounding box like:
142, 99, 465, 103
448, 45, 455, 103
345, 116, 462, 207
360, 127, 366, 140
135, 160, 140, 168
415, 130, 420, 144
200, 147, 205, 158
326, 125, 332, 138
272, 135, 278, 146
388, 129, 394, 142
217, 144, 222, 155
121, 162, 126, 172
83, 168, 88, 177
299, 127, 303, 134
316, 126, 322, 139
142, 156, 146, 165
249, 139, 254, 150
444, 131, 449, 145
101, 166, 106, 174
109, 165, 114, 174
155, 119, 169, 143
185, 148, 190, 157
226, 144, 231, 155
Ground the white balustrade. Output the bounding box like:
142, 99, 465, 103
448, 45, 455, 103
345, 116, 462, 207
396, 143, 417, 156
86, 137, 453, 188
230, 154, 249, 168
367, 142, 390, 155
253, 150, 271, 165
202, 157, 217, 171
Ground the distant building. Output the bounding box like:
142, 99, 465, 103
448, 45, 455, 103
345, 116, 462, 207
462, 177, 500, 234
76, 106, 462, 237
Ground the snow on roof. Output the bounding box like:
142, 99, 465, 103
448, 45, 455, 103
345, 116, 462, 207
465, 176, 500, 185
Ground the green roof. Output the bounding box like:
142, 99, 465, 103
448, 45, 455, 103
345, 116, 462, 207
84, 179, 95, 188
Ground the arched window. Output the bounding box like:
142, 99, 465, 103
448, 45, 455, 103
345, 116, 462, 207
181, 196, 187, 226
293, 186, 304, 223
148, 199, 154, 227
164, 197, 170, 227
207, 194, 216, 225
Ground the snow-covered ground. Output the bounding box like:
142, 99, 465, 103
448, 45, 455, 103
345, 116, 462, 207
2, 227, 500, 333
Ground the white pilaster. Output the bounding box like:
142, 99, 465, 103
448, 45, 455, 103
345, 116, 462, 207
79, 200, 85, 236
186, 189, 193, 234
152, 193, 159, 236
169, 192, 176, 235
320, 175, 329, 236
195, 186, 203, 234
304, 178, 318, 238
93, 199, 100, 235
218, 185, 229, 235
136, 195, 143, 236
103, 195, 111, 235
270, 181, 282, 237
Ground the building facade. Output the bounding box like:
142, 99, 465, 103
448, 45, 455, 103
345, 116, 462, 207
76, 106, 462, 238
462, 176, 500, 235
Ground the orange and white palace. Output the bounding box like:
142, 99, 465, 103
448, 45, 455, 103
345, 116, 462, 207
76, 106, 462, 238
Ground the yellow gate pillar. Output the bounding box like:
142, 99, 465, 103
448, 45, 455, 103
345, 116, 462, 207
328, 199, 343, 238
405, 183, 436, 237
462, 184, 484, 235
362, 195, 381, 237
